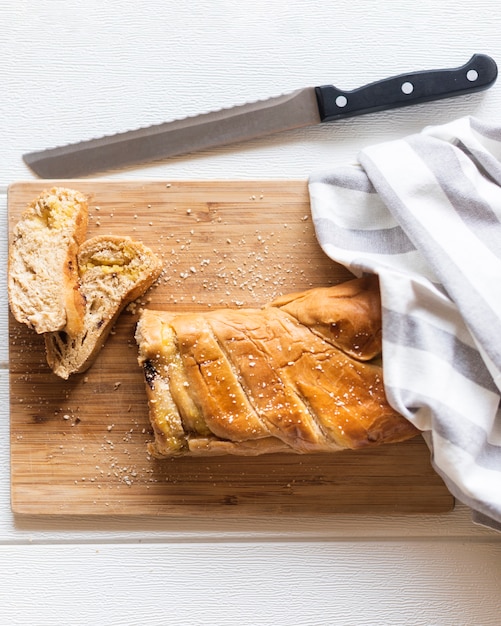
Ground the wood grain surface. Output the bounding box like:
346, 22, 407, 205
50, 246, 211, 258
8, 179, 453, 516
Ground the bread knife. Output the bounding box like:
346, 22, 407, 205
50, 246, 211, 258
23, 54, 497, 178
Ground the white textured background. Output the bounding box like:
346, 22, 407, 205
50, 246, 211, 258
1, 1, 501, 625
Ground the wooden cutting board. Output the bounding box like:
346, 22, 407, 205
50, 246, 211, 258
8, 180, 453, 516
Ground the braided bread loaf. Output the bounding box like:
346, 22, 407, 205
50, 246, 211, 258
135, 276, 417, 457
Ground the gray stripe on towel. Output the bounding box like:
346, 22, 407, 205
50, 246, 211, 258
310, 165, 377, 193
387, 386, 501, 470
382, 308, 498, 392
313, 217, 415, 254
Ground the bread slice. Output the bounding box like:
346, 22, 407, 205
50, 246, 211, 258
8, 187, 89, 334
45, 235, 163, 379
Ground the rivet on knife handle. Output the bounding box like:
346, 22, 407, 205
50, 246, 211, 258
315, 54, 498, 122
23, 54, 497, 179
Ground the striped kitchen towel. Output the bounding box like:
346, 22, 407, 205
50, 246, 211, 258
309, 116, 501, 530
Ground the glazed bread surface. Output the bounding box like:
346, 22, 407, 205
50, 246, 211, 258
8, 187, 88, 334
135, 277, 418, 458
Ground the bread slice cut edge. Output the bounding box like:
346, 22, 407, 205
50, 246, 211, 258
8, 187, 89, 334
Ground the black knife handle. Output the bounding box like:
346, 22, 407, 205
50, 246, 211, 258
315, 54, 498, 123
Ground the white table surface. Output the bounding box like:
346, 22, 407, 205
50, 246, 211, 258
2, 1, 501, 624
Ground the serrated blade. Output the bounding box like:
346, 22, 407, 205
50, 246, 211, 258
23, 89, 321, 178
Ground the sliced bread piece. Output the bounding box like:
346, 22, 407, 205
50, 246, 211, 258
45, 235, 163, 379
8, 187, 88, 334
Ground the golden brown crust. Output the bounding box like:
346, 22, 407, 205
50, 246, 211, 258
135, 277, 418, 458
270, 275, 382, 360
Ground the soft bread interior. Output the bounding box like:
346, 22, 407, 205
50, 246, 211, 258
45, 235, 162, 379
8, 187, 88, 334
